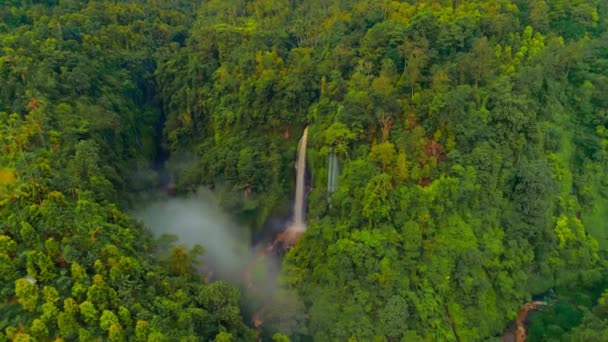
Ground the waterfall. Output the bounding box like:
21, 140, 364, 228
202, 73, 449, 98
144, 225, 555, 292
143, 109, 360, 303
291, 127, 308, 232
327, 148, 339, 197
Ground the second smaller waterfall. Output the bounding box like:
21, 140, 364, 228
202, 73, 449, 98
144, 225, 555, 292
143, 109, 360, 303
327, 148, 339, 197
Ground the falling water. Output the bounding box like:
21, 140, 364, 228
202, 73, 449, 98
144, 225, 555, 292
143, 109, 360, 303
245, 127, 309, 332
327, 147, 339, 196
291, 127, 308, 232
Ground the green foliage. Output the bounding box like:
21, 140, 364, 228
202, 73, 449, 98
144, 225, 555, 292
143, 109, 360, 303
0, 1, 252, 340
272, 332, 291, 342
79, 301, 99, 326
160, 0, 606, 340
29, 319, 48, 340
215, 331, 233, 342
1, 0, 608, 341
99, 310, 119, 331
14, 279, 38, 312
135, 320, 150, 342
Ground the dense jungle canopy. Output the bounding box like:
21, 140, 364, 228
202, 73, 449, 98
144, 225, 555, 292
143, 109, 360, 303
1, 0, 608, 341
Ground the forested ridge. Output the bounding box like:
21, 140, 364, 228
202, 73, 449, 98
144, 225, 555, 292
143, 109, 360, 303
1, 0, 608, 341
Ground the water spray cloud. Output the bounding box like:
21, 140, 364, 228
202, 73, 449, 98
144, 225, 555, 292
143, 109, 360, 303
134, 189, 251, 281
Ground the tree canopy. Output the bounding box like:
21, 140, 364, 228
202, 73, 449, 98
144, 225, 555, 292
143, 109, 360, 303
1, 0, 608, 341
